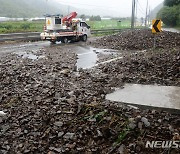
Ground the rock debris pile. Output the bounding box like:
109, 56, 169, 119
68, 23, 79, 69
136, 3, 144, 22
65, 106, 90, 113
90, 29, 180, 50
98, 48, 180, 86
0, 30, 180, 153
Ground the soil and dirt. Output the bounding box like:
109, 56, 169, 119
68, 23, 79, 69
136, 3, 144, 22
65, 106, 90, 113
0, 29, 180, 154
89, 29, 180, 50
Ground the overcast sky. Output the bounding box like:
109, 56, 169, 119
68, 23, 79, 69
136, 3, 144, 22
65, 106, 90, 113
54, 0, 164, 17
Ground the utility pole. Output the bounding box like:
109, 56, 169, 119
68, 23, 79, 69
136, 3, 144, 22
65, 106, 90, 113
135, 0, 138, 27
145, 0, 148, 27
131, 0, 136, 29
148, 7, 151, 27
68, 6, 70, 14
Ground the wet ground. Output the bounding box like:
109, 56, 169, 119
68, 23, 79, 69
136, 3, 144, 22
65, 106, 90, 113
106, 83, 180, 111
0, 40, 121, 69
0, 41, 49, 56
162, 28, 180, 33
76, 46, 119, 69
0, 40, 179, 111
0, 31, 180, 153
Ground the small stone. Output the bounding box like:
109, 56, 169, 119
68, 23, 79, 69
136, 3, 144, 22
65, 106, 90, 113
88, 118, 96, 122
60, 69, 70, 75
97, 130, 103, 137
48, 151, 56, 154
67, 96, 76, 104
68, 91, 74, 96
158, 119, 162, 123
58, 132, 64, 137
63, 132, 75, 140
77, 147, 83, 151
135, 115, 141, 122
24, 130, 28, 134
54, 121, 63, 127
173, 133, 180, 140
129, 118, 135, 123
66, 143, 76, 149
169, 125, 174, 132
129, 122, 136, 129
141, 117, 150, 127
6, 145, 10, 150
118, 144, 126, 154
49, 147, 62, 153
19, 144, 23, 148
0, 117, 2, 123
24, 150, 30, 153
0, 111, 7, 117
138, 122, 143, 130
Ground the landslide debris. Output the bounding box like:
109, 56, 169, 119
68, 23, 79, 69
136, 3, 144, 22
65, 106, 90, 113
90, 29, 180, 50
98, 48, 180, 86
0, 40, 179, 154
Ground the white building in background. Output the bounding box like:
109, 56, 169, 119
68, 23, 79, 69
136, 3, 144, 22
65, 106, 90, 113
101, 17, 111, 20
0, 17, 10, 22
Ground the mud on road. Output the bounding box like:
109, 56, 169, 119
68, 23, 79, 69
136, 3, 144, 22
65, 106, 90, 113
0, 30, 180, 154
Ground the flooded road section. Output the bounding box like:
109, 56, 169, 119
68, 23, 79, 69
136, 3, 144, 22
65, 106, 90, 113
0, 41, 49, 55
75, 46, 119, 69
0, 41, 121, 69
106, 84, 180, 111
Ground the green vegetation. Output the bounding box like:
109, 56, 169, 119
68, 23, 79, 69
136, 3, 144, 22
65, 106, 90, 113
86, 19, 131, 30
0, 0, 65, 18
0, 19, 131, 34
0, 21, 44, 33
115, 128, 130, 145
164, 0, 180, 6
89, 15, 101, 21
157, 0, 180, 27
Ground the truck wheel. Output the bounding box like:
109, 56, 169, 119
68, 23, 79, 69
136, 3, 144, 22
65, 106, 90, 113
62, 37, 68, 44
50, 40, 56, 44
82, 35, 87, 42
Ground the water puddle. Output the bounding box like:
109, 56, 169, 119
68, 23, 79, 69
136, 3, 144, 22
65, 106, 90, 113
106, 84, 180, 111
16, 51, 45, 60
75, 46, 118, 69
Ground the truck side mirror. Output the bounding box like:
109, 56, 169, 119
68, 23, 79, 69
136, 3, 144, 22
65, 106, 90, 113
87, 26, 90, 29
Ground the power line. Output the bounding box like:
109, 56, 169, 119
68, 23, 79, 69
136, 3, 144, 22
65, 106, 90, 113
56, 0, 118, 9
137, 0, 146, 14
131, 0, 136, 29
136, 0, 146, 16
145, 0, 148, 27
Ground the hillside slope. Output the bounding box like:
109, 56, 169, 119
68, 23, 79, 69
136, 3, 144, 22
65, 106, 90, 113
0, 0, 67, 18
150, 2, 164, 19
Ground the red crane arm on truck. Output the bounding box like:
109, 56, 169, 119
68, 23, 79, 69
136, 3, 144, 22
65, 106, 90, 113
62, 12, 77, 24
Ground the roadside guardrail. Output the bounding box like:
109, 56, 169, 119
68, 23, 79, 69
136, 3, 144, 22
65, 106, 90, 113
0, 29, 128, 42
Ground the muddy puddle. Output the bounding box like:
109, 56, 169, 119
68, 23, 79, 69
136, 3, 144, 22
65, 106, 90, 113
106, 84, 180, 111
75, 46, 118, 69
16, 51, 45, 60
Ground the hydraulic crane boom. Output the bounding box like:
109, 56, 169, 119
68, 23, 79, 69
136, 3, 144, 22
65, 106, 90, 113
62, 12, 77, 24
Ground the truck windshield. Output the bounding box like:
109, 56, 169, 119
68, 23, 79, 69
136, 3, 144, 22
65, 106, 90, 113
55, 17, 61, 24
80, 22, 89, 28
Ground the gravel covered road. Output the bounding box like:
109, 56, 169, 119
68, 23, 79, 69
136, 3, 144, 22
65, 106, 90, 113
0, 30, 180, 153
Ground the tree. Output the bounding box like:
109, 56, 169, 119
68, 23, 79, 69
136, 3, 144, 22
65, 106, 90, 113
157, 0, 180, 27
164, 0, 180, 7
157, 5, 180, 26
80, 14, 86, 21
89, 15, 101, 21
